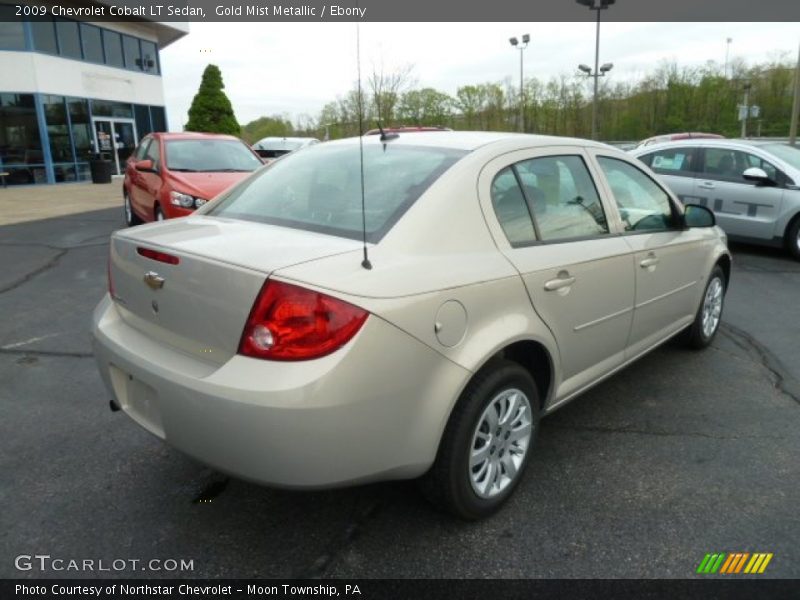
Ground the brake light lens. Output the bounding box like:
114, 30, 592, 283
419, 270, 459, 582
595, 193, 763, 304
239, 280, 368, 361
137, 247, 180, 265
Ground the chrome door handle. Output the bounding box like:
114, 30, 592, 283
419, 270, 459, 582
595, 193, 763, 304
640, 257, 660, 268
698, 181, 715, 189
544, 274, 576, 291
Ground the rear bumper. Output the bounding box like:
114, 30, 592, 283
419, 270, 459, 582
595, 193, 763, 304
91, 295, 469, 488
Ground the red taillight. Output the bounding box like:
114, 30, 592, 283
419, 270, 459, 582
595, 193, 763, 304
137, 247, 180, 265
239, 280, 368, 361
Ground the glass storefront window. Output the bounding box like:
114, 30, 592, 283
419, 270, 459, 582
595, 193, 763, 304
102, 30, 124, 68
150, 106, 167, 133
31, 19, 58, 54
55, 18, 81, 59
134, 105, 152, 138
91, 100, 133, 119
53, 163, 77, 183
0, 94, 45, 185
43, 95, 74, 163
80, 23, 104, 63
67, 98, 92, 161
122, 35, 141, 70
0, 6, 25, 49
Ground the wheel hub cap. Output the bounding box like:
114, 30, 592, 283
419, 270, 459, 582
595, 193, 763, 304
469, 388, 533, 499
701, 277, 723, 339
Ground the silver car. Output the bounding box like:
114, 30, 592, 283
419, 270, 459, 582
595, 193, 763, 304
93, 132, 730, 519
252, 136, 319, 163
632, 139, 800, 260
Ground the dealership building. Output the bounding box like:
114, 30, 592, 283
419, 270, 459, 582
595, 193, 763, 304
0, 4, 187, 185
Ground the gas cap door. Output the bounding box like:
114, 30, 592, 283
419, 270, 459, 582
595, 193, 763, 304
434, 300, 468, 347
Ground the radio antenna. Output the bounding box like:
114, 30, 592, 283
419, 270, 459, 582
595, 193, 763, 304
355, 18, 372, 270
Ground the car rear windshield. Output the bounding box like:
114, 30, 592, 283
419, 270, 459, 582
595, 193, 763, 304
165, 139, 263, 173
205, 143, 467, 242
762, 143, 800, 172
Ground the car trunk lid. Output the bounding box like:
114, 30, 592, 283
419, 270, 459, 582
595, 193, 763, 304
109, 216, 361, 364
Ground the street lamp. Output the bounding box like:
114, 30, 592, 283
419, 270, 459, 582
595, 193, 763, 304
576, 0, 615, 139
509, 33, 530, 132
724, 37, 733, 78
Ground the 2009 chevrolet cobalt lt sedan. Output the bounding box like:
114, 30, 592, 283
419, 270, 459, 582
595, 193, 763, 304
93, 132, 731, 519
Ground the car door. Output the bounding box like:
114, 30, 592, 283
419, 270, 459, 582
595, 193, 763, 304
637, 145, 700, 204
591, 153, 710, 359
479, 147, 635, 401
131, 137, 163, 221
694, 146, 784, 240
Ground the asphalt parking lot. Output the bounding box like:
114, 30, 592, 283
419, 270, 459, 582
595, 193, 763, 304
1, 199, 799, 579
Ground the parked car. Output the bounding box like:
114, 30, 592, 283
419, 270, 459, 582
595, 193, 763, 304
364, 126, 452, 136
634, 132, 724, 149
94, 132, 730, 519
632, 139, 800, 259
252, 136, 319, 164
123, 132, 264, 225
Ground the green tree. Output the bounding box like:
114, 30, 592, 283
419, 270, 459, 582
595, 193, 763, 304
240, 115, 293, 144
185, 64, 240, 135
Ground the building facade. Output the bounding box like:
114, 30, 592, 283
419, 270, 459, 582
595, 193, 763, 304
0, 5, 187, 184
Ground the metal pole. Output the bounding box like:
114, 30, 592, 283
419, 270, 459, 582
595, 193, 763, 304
724, 38, 731, 79
790, 42, 800, 146
520, 48, 525, 132
741, 85, 750, 138
591, 8, 600, 140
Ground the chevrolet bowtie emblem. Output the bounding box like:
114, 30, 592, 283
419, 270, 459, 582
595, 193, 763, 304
143, 271, 165, 290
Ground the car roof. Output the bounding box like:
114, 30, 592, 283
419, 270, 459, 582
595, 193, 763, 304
255, 136, 318, 143
153, 132, 242, 141
325, 131, 614, 152
631, 138, 778, 154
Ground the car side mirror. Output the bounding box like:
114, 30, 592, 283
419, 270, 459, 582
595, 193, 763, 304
742, 167, 774, 186
134, 159, 155, 172
684, 204, 715, 228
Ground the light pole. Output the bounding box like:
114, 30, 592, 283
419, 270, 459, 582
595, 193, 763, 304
578, 62, 613, 140
509, 34, 530, 132
741, 82, 752, 138
724, 37, 732, 78
576, 0, 615, 140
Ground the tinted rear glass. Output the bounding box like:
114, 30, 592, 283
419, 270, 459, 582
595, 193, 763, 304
165, 139, 263, 172
206, 143, 466, 242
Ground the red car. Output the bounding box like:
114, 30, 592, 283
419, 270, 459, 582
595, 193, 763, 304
123, 132, 264, 225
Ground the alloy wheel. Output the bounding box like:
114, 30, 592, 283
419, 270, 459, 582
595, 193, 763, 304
469, 388, 533, 499
701, 277, 724, 339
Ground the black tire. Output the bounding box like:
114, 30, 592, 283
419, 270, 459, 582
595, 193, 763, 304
786, 217, 800, 261
682, 265, 726, 349
420, 359, 541, 520
124, 190, 142, 227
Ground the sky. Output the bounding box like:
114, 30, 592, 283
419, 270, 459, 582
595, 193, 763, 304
158, 22, 800, 130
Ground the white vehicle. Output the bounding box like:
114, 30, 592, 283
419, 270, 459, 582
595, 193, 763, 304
633, 139, 800, 259
252, 136, 319, 163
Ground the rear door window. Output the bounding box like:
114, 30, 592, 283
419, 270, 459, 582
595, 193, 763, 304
641, 147, 699, 176
490, 167, 537, 246
516, 155, 609, 241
